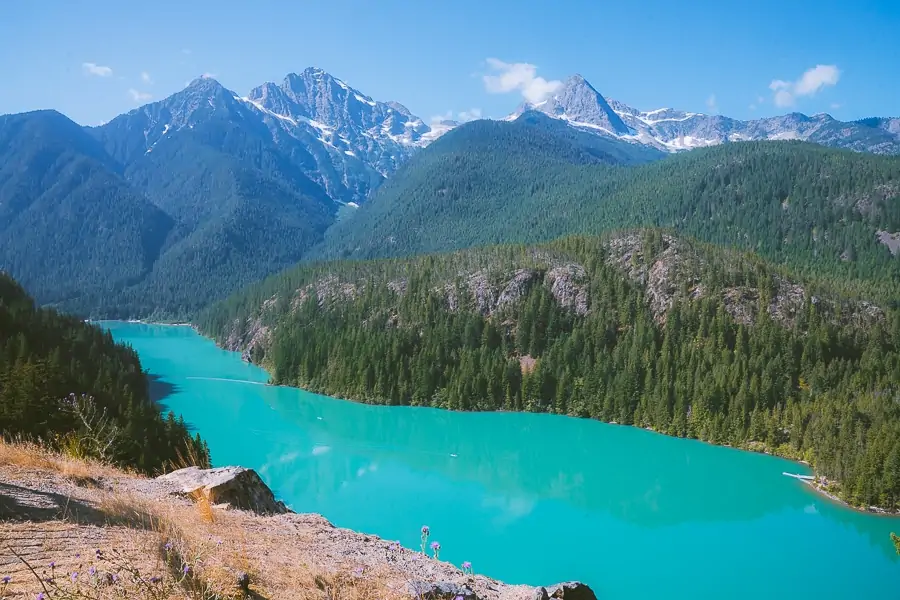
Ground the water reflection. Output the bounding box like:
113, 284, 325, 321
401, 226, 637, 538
105, 321, 900, 598
257, 386, 808, 528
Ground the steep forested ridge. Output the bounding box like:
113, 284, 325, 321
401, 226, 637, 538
0, 98, 338, 319
0, 272, 208, 472
317, 126, 900, 301
0, 111, 175, 307
200, 231, 900, 510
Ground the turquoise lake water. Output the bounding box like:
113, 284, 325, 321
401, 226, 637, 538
104, 321, 900, 599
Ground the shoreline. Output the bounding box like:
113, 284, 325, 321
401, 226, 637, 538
801, 478, 900, 517
109, 319, 900, 518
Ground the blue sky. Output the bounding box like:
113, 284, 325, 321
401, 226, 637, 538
1, 0, 898, 126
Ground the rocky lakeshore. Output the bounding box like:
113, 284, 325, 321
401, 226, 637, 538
0, 441, 596, 600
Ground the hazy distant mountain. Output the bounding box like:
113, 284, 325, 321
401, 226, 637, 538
506, 74, 900, 155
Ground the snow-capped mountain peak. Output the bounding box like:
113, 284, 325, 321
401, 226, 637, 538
510, 74, 631, 136
508, 73, 900, 155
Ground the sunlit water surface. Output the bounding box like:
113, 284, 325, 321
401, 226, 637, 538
104, 321, 900, 600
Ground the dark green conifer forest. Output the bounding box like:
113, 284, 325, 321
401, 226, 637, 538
0, 273, 209, 472
201, 232, 900, 509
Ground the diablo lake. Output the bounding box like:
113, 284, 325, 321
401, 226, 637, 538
104, 321, 900, 600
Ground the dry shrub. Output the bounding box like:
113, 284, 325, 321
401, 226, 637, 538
190, 489, 217, 524
0, 437, 122, 481
285, 564, 405, 600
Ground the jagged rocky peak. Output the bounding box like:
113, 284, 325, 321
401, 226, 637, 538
524, 73, 632, 135
506, 74, 900, 155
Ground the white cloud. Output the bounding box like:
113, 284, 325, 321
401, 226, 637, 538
830, 102, 842, 110
200, 72, 216, 79
141, 71, 153, 84
749, 103, 757, 111
430, 108, 483, 125
431, 110, 453, 123
483, 58, 562, 104
769, 64, 840, 107
128, 88, 153, 103
82, 62, 113, 77
458, 108, 482, 122
706, 94, 718, 114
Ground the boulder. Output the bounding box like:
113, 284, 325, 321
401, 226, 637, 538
158, 466, 288, 514
533, 588, 550, 600
545, 581, 597, 600
408, 581, 477, 600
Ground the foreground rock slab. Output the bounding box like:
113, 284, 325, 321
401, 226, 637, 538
543, 581, 598, 600
157, 466, 288, 514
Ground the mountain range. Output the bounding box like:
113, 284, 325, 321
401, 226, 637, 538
1, 67, 899, 316
505, 74, 900, 154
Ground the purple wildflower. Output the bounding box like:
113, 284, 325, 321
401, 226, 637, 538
89, 566, 96, 576
462, 561, 472, 569
150, 576, 161, 584
353, 567, 364, 577
2, 576, 10, 584
164, 542, 173, 551
71, 572, 78, 582
421, 525, 430, 536
182, 564, 190, 575
38, 594, 46, 600
430, 541, 440, 550
49, 562, 56, 569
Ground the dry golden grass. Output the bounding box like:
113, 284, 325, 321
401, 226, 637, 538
0, 438, 123, 481
1, 441, 411, 600
190, 489, 217, 524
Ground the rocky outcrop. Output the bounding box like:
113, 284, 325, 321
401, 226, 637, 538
158, 466, 288, 515
497, 269, 540, 309
877, 230, 900, 256
606, 232, 694, 321
409, 581, 477, 600
533, 582, 597, 600
545, 265, 589, 316
467, 271, 498, 315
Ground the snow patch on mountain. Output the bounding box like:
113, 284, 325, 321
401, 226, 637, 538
508, 75, 900, 155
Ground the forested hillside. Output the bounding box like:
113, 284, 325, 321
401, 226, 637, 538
0, 94, 338, 318
0, 111, 175, 307
317, 126, 900, 301
200, 231, 900, 509
0, 272, 208, 472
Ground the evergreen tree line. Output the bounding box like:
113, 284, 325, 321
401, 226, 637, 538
0, 273, 209, 473
318, 137, 900, 304
201, 232, 900, 509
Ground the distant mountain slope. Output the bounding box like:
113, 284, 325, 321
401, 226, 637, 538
5, 66, 900, 318
315, 130, 900, 296
506, 74, 900, 154
313, 114, 662, 259
0, 110, 174, 306
199, 230, 900, 510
